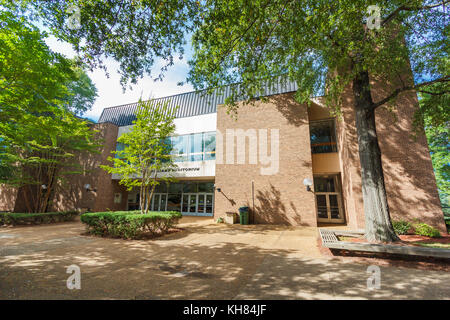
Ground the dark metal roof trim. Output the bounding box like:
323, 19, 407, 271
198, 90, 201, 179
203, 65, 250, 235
98, 80, 298, 127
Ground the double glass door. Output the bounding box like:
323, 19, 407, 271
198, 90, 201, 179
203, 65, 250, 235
127, 190, 214, 216
182, 193, 214, 216
314, 175, 345, 223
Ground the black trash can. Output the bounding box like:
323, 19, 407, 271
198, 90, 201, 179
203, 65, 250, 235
239, 206, 249, 225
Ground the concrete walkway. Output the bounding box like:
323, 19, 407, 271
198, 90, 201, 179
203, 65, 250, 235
0, 217, 448, 299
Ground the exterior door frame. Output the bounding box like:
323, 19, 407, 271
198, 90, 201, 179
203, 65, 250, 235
315, 192, 345, 223
181, 192, 214, 216
314, 174, 346, 224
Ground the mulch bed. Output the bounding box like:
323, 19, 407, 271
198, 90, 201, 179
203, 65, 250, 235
318, 234, 450, 272
338, 234, 450, 247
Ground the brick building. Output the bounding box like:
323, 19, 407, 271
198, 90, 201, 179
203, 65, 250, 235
0, 79, 446, 232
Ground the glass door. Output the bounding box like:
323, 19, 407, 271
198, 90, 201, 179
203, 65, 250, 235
205, 193, 214, 215
181, 193, 214, 216
188, 194, 197, 213
182, 193, 198, 214
314, 175, 345, 223
151, 193, 167, 211
197, 194, 205, 213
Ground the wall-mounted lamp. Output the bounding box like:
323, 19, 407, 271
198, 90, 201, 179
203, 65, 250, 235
84, 184, 97, 192
214, 184, 221, 193
303, 178, 313, 192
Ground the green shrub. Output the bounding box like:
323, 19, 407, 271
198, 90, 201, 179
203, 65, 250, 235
80, 210, 182, 239
392, 220, 412, 235
0, 211, 78, 226
412, 222, 441, 238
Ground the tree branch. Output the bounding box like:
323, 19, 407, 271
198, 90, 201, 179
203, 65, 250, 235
372, 76, 450, 109
381, 1, 449, 26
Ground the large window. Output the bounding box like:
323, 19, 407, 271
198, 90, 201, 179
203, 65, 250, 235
170, 131, 216, 162
309, 119, 337, 154
171, 135, 189, 162
116, 131, 216, 163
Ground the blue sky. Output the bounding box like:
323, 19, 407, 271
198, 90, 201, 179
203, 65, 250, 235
44, 36, 194, 122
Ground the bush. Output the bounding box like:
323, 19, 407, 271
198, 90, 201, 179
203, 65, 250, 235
392, 220, 412, 235
80, 210, 182, 239
412, 222, 441, 238
0, 211, 78, 226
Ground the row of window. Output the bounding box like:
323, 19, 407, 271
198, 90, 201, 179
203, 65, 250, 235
115, 119, 338, 160
116, 131, 216, 162
170, 132, 216, 162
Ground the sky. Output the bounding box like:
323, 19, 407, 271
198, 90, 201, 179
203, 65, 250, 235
44, 36, 194, 122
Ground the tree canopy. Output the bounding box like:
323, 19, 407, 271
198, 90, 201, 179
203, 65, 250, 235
0, 9, 99, 212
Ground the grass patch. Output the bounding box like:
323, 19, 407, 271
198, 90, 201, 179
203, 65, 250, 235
415, 242, 450, 249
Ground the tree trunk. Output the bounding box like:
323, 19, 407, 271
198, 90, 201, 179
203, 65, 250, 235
353, 71, 399, 242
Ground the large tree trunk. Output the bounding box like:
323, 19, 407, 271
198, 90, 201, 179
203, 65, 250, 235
353, 71, 399, 242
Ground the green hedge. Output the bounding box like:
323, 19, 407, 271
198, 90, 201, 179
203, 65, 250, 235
412, 222, 441, 238
80, 210, 182, 239
0, 211, 78, 226
392, 220, 442, 238
392, 220, 412, 235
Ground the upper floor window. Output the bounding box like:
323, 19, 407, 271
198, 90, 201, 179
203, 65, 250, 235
309, 119, 337, 154
115, 131, 216, 163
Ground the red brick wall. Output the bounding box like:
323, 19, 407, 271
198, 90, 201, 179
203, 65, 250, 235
52, 122, 128, 212
215, 93, 317, 226
0, 186, 17, 212
337, 73, 446, 232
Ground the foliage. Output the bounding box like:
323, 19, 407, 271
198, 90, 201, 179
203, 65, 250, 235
63, 62, 98, 115
216, 217, 224, 224
392, 220, 412, 235
0, 211, 78, 226
0, 10, 100, 212
7, 0, 201, 87
416, 85, 450, 215
101, 100, 177, 214
80, 210, 182, 239
412, 222, 441, 238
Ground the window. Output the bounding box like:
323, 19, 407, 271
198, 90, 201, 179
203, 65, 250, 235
169, 131, 216, 163
171, 135, 189, 162
309, 119, 337, 154
115, 142, 126, 158
117, 132, 216, 163
189, 133, 204, 161
204, 132, 216, 160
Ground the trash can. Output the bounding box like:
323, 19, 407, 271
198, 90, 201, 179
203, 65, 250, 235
239, 206, 249, 225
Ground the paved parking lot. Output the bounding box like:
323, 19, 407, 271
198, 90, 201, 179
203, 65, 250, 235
0, 217, 449, 299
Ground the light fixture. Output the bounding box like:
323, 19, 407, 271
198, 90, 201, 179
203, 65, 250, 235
303, 178, 313, 192
84, 184, 97, 192
214, 184, 221, 193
